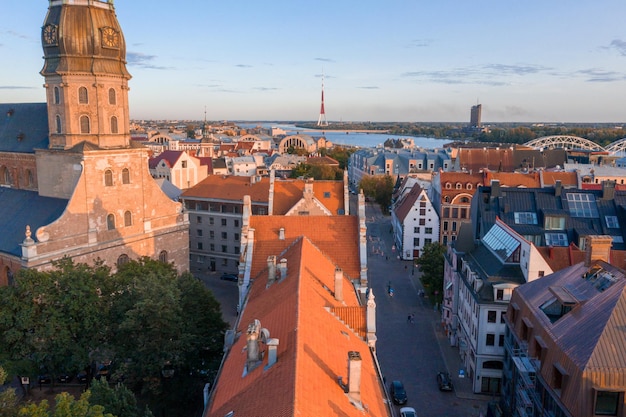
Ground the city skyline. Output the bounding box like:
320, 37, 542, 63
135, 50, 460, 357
2, 1, 626, 123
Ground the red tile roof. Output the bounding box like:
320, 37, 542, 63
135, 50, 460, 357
394, 184, 423, 223
542, 171, 578, 187
272, 179, 345, 215
181, 175, 270, 203
148, 150, 183, 169
207, 236, 388, 417
248, 216, 360, 281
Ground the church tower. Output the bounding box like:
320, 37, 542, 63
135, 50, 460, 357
41, 0, 131, 150
18, 0, 190, 273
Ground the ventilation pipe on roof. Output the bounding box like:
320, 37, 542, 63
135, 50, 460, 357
267, 255, 277, 286
334, 267, 344, 302
278, 258, 287, 280
279, 227, 285, 240
246, 320, 262, 371
266, 338, 279, 367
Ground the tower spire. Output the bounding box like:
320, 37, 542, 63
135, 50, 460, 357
317, 72, 328, 127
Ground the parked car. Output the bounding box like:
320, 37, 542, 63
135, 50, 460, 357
76, 370, 89, 383
390, 380, 407, 405
400, 407, 418, 417
37, 374, 51, 385
220, 273, 238, 282
57, 373, 73, 383
437, 371, 453, 391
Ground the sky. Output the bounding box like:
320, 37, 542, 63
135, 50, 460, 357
1, 1, 626, 123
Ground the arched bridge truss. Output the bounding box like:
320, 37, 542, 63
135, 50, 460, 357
524, 135, 626, 156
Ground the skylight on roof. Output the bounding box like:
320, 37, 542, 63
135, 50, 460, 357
483, 224, 521, 262
605, 215, 619, 229
584, 266, 619, 292
514, 212, 537, 225
566, 193, 599, 218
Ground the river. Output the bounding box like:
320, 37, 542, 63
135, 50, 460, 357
238, 123, 451, 149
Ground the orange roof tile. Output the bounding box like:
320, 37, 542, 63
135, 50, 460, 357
486, 171, 541, 188
207, 237, 388, 417
542, 171, 578, 187
248, 215, 360, 281
181, 175, 270, 203
272, 179, 345, 216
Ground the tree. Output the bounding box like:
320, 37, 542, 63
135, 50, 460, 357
17, 391, 114, 417
0, 366, 19, 417
89, 379, 138, 417
359, 175, 394, 210
415, 243, 446, 299
0, 258, 109, 382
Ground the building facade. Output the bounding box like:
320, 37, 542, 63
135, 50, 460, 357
0, 0, 189, 283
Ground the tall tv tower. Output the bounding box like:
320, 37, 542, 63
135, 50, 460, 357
317, 73, 328, 127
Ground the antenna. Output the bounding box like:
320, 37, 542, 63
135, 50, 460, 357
317, 72, 328, 127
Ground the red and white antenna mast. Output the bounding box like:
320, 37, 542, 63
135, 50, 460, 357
317, 73, 328, 127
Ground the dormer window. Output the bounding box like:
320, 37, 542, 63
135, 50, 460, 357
514, 212, 537, 225
544, 216, 565, 230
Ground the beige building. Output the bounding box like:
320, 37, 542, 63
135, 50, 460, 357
0, 0, 188, 284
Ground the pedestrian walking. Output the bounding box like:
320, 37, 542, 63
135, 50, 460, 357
407, 314, 412, 323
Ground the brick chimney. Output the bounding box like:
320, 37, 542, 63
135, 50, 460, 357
584, 235, 613, 266
602, 180, 616, 200
334, 267, 344, 302
278, 258, 287, 280
490, 179, 501, 198
347, 351, 362, 403
554, 179, 562, 197
267, 255, 277, 286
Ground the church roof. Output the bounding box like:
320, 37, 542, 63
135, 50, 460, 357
0, 188, 68, 257
0, 103, 49, 153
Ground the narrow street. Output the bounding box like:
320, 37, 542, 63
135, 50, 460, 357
366, 202, 488, 417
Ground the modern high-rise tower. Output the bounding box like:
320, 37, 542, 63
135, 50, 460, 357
470, 104, 482, 128
317, 74, 328, 127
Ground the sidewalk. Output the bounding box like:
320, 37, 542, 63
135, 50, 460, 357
411, 275, 487, 403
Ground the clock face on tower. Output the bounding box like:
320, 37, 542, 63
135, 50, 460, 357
101, 27, 120, 48
43, 24, 58, 46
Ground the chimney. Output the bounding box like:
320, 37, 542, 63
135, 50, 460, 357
278, 258, 287, 280
490, 179, 501, 198
304, 179, 314, 201
555, 180, 562, 197
602, 180, 616, 200
347, 351, 362, 403
267, 255, 277, 286
246, 320, 262, 371
279, 227, 285, 240
266, 338, 279, 367
334, 267, 344, 302
584, 235, 613, 266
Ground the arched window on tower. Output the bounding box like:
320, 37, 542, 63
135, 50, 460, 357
104, 169, 113, 186
78, 86, 88, 104
55, 115, 62, 133
54, 86, 60, 104
122, 168, 130, 184
124, 210, 132, 227
159, 250, 168, 263
107, 213, 116, 230
110, 116, 118, 134
108, 88, 116, 105
80, 115, 90, 134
